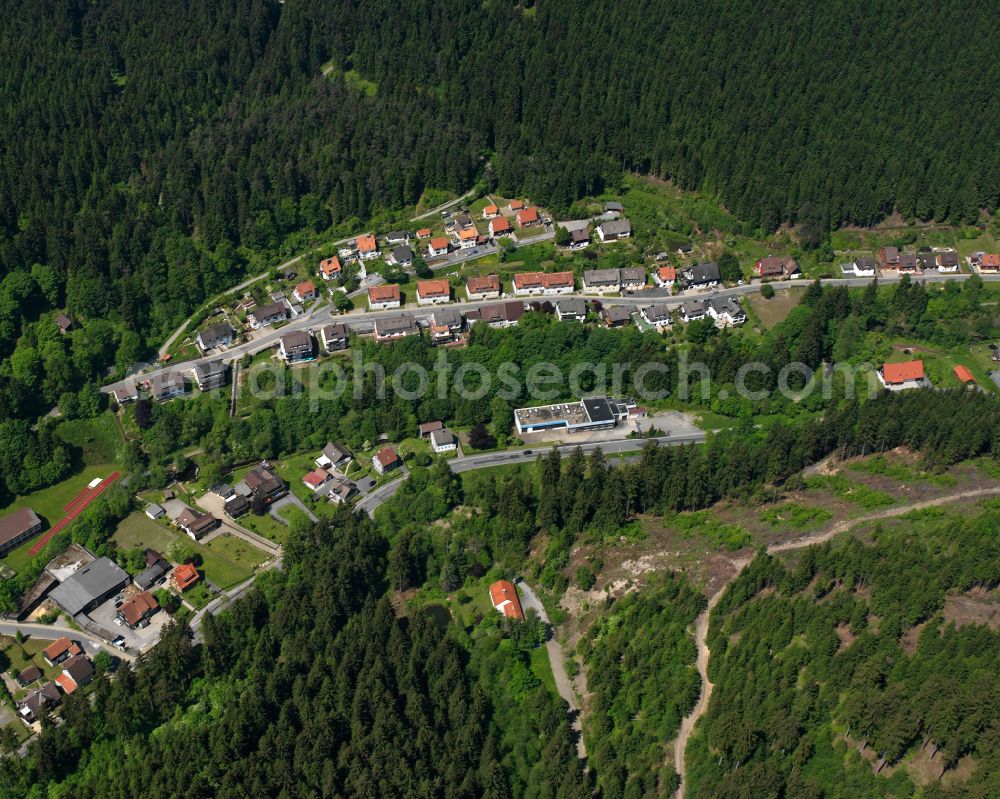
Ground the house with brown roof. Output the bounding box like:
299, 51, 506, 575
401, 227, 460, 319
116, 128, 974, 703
419, 420, 444, 438
18, 682, 60, 724
489, 216, 512, 237
43, 637, 78, 666
878, 360, 929, 391
278, 331, 314, 363
292, 280, 318, 303
319, 256, 342, 281
898, 253, 919, 272
489, 580, 524, 620
374, 314, 419, 341
118, 591, 159, 629
427, 237, 450, 258
54, 313, 74, 334
0, 507, 43, 557
17, 665, 42, 687
242, 464, 287, 503
356, 233, 379, 260
878, 247, 900, 270
469, 301, 525, 329
57, 655, 94, 694
248, 301, 288, 329
516, 207, 540, 228
321, 323, 349, 352
754, 256, 801, 279
466, 274, 501, 301
368, 284, 401, 310
373, 446, 401, 475
935, 250, 960, 272
601, 306, 633, 327
512, 271, 574, 297
112, 384, 139, 405
416, 279, 451, 306
175, 508, 218, 540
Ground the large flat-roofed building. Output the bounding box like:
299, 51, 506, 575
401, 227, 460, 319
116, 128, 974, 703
0, 508, 43, 557
514, 396, 633, 435
48, 557, 130, 617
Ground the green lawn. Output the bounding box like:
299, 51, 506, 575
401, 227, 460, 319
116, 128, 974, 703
56, 413, 121, 465
197, 533, 268, 589
111, 512, 178, 553
236, 511, 289, 545
529, 645, 557, 697
1, 636, 62, 696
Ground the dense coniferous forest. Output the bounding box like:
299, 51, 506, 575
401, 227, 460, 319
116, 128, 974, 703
687, 503, 1000, 798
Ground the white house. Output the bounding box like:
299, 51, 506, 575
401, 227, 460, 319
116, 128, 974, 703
416, 279, 451, 306
653, 266, 676, 288
555, 298, 587, 322
427, 237, 450, 258
707, 297, 747, 328
368, 284, 401, 310
842, 257, 877, 277
640, 304, 673, 331
877, 360, 930, 391
430, 428, 457, 454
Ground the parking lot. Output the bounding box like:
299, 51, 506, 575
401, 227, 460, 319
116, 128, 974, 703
86, 592, 173, 653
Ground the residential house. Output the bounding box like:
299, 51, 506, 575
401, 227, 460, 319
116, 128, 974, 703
754, 256, 801, 279
319, 256, 342, 281
878, 360, 929, 391
118, 591, 159, 629
385, 231, 411, 245
196, 322, 235, 352
174, 563, 199, 591
18, 683, 60, 724
293, 280, 318, 303
149, 372, 186, 401
878, 247, 900, 270
43, 637, 78, 667
54, 313, 73, 334
683, 262, 721, 288
978, 253, 1000, 274
278, 331, 314, 363
416, 279, 451, 305
224, 493, 250, 518
16, 665, 41, 687
415, 228, 432, 239
469, 301, 525, 328
368, 284, 401, 310
429, 323, 454, 344
431, 306, 464, 335
176, 508, 218, 541
555, 297, 587, 322
482, 204, 500, 219
569, 228, 590, 249
356, 233, 379, 260
248, 301, 288, 329
322, 475, 358, 504
243, 463, 287, 503
303, 468, 333, 492
707, 297, 747, 328
55, 657, 93, 695
388, 245, 414, 267
489, 580, 524, 620
512, 271, 574, 296
604, 201, 624, 216
620, 267, 646, 291
374, 314, 419, 341
144, 548, 165, 567
653, 265, 677, 288
373, 446, 401, 475
316, 442, 352, 470
596, 218, 632, 241
918, 252, 937, 272
419, 421, 444, 439
133, 557, 170, 591
321, 323, 349, 352
212, 484, 234, 500
0, 507, 43, 557
457, 227, 478, 249
453, 212, 475, 230
680, 300, 706, 322
841, 257, 877, 277
193, 360, 227, 390
601, 306, 633, 327
489, 216, 512, 237
676, 242, 694, 256
507, 200, 524, 212
898, 253, 919, 272
235, 296, 257, 314
144, 503, 165, 520
427, 237, 451, 258
582, 268, 621, 294
112, 384, 138, 405
954, 365, 976, 385
466, 274, 501, 301
517, 207, 540, 228
936, 250, 960, 272
49, 557, 130, 616
640, 304, 673, 331
430, 428, 457, 454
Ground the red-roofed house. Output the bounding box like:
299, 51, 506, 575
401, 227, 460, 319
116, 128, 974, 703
653, 266, 677, 288
356, 233, 379, 260
466, 275, 501, 301
43, 637, 74, 667
415, 228, 432, 239
507, 200, 524, 212
482, 204, 500, 219
293, 280, 318, 303
428, 237, 450, 258
303, 468, 333, 491
978, 253, 999, 274
489, 580, 524, 621
512, 271, 574, 297
489, 216, 512, 237
174, 563, 200, 592
373, 447, 401, 475
954, 365, 975, 385
416, 279, 451, 306
878, 360, 929, 391
319, 256, 342, 281
368, 284, 401, 310
516, 207, 540, 228
457, 227, 478, 250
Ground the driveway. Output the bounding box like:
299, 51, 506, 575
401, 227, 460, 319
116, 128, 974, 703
86, 596, 171, 654
196, 493, 281, 555
269, 493, 318, 525
0, 621, 135, 662
517, 580, 586, 758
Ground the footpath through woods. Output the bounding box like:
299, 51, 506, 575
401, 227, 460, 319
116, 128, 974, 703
672, 485, 1000, 799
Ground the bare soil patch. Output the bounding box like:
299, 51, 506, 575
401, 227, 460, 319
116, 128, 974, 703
942, 588, 1000, 630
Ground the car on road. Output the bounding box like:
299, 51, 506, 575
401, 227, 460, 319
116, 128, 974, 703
114, 617, 123, 625
522, 450, 532, 455
472, 249, 479, 255
112, 635, 127, 650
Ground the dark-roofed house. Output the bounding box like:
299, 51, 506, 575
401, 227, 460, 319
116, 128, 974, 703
316, 442, 352, 469
177, 509, 218, 541
0, 507, 43, 556
243, 463, 287, 503
17, 665, 42, 687
601, 306, 632, 327
604, 201, 624, 215
878, 246, 900, 270
842, 257, 877, 277
556, 297, 587, 322
707, 297, 747, 327
57, 655, 95, 694
193, 360, 228, 390
388, 245, 414, 267
419, 420, 444, 437
596, 219, 632, 241
569, 228, 590, 249
321, 323, 349, 352
432, 306, 464, 333
683, 262, 721, 288
54, 313, 74, 334
474, 301, 525, 329
620, 268, 646, 291
248, 301, 288, 329
681, 300, 706, 322
49, 557, 130, 616
278, 331, 314, 363
640, 304, 673, 331
430, 428, 457, 454
118, 591, 159, 629
936, 250, 960, 272
18, 682, 60, 724
134, 557, 170, 590
898, 253, 919, 272
582, 269, 622, 294
374, 314, 419, 341
196, 322, 235, 352
112, 384, 138, 405
150, 372, 186, 401
224, 493, 250, 518
754, 256, 801, 279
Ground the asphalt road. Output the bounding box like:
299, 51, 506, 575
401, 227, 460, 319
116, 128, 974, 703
0, 621, 135, 661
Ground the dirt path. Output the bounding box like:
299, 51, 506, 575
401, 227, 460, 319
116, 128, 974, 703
672, 485, 1000, 798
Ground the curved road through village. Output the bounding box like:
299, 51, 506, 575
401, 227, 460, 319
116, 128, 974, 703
672, 485, 1000, 798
